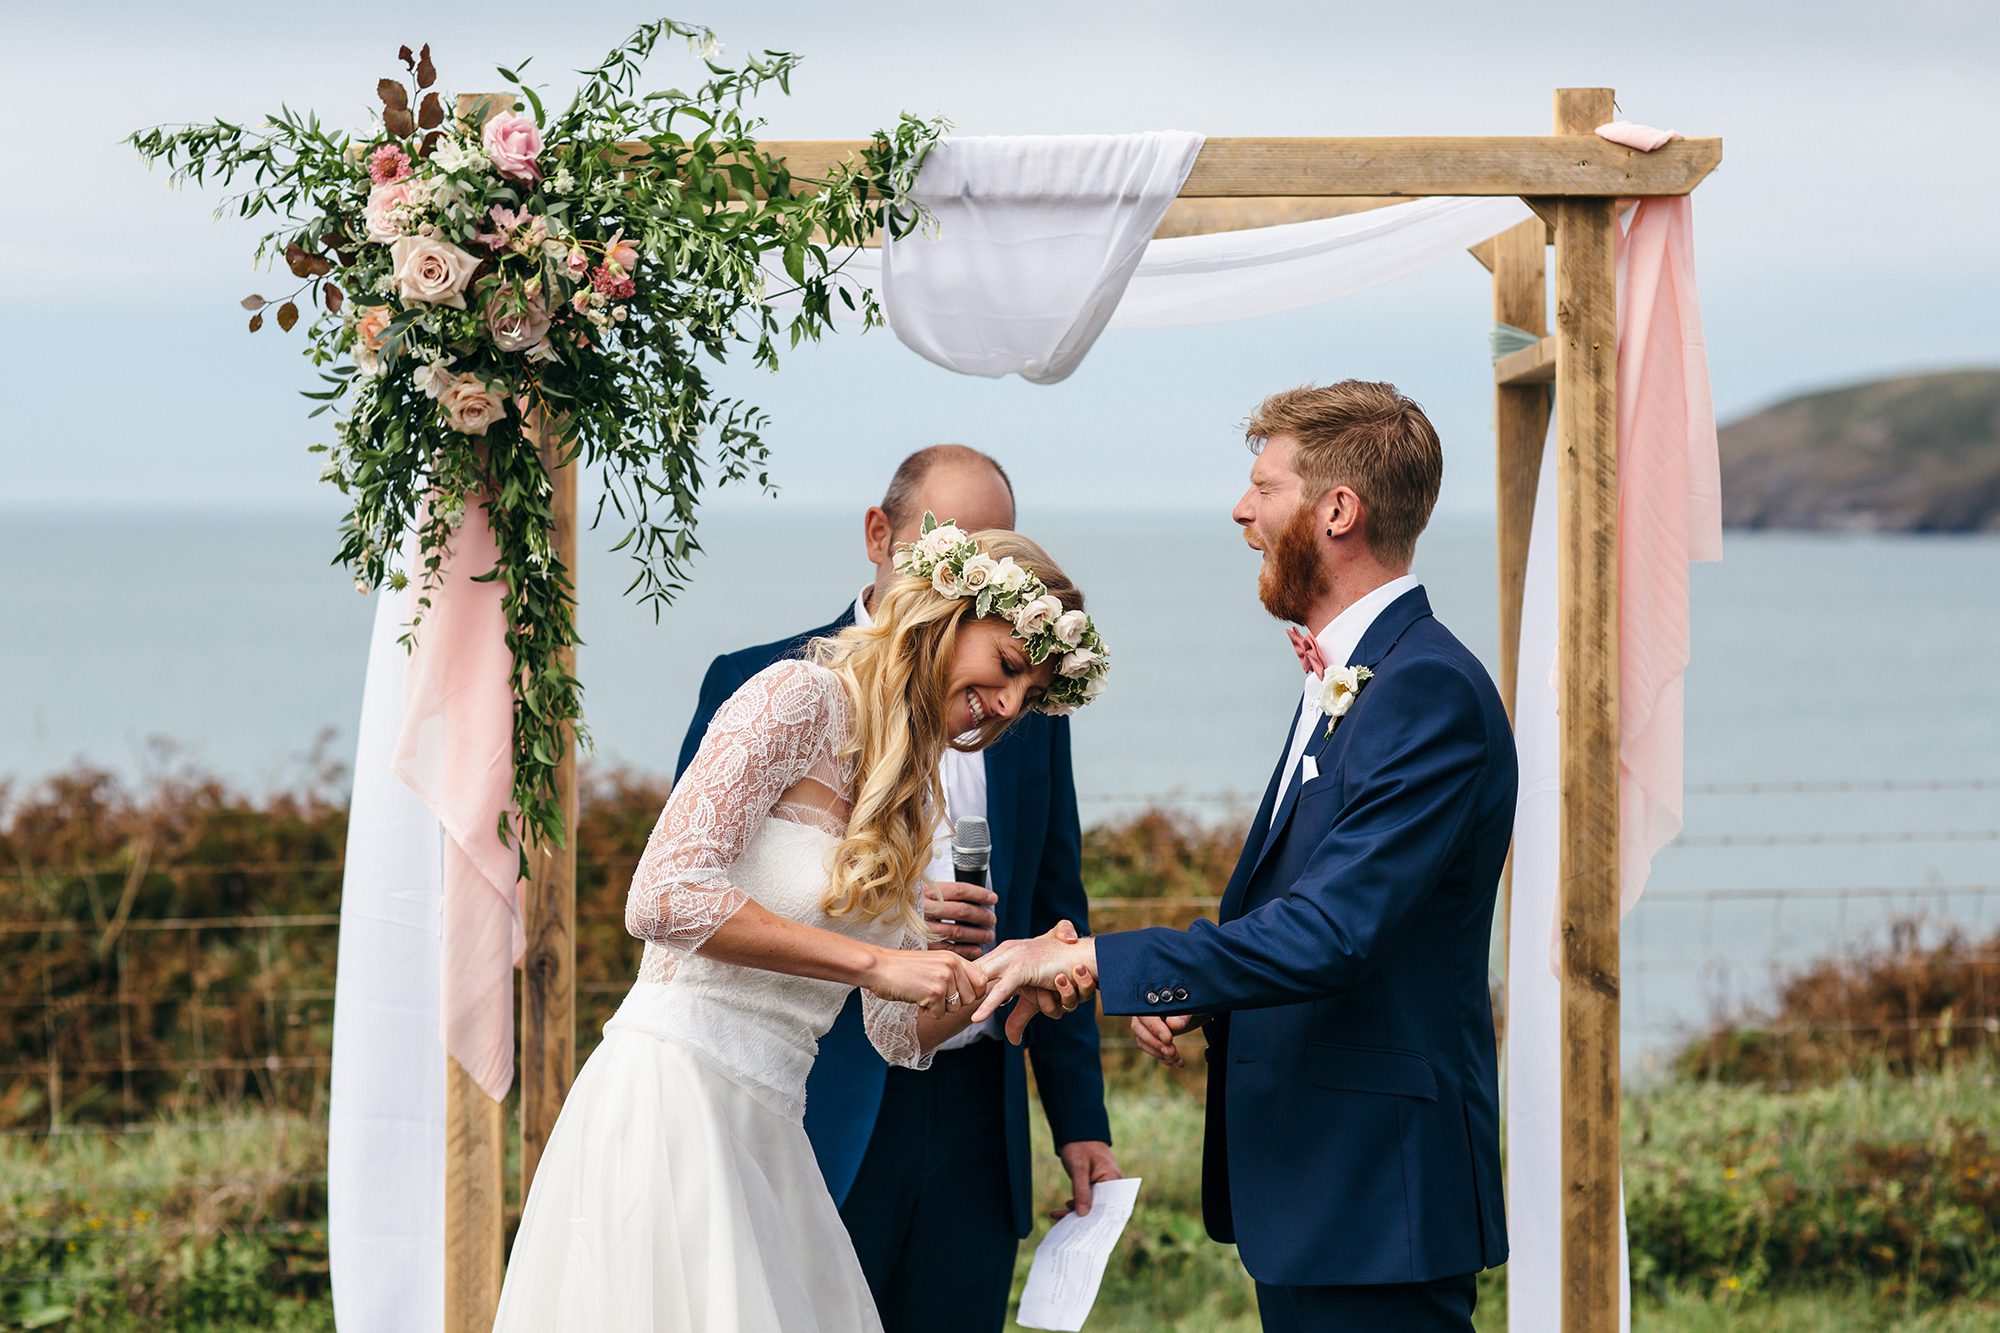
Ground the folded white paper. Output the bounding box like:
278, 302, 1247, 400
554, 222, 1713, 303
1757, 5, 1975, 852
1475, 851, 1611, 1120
1015, 1177, 1143, 1331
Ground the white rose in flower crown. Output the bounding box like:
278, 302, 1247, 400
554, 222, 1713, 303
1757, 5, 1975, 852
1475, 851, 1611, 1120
1052, 610, 1090, 649
959, 553, 1000, 593
437, 372, 507, 436
990, 556, 1032, 594
918, 524, 967, 559
389, 236, 479, 310
1058, 647, 1102, 679
1082, 671, 1110, 701
1013, 594, 1064, 638
930, 562, 963, 598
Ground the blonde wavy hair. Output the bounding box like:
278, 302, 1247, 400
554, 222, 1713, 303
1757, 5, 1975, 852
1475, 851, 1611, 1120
807, 530, 1084, 930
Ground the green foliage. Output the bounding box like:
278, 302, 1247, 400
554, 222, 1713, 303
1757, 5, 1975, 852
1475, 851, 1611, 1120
126, 21, 945, 871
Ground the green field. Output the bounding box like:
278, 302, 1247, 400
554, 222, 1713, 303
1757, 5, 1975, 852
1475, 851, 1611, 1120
6, 1064, 1995, 1331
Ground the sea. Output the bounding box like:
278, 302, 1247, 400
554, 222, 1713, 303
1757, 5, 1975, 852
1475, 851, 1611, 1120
4, 503, 1997, 1074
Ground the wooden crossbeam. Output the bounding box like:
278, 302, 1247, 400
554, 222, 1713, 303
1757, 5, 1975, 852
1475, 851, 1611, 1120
1496, 335, 1557, 387
750, 134, 1720, 198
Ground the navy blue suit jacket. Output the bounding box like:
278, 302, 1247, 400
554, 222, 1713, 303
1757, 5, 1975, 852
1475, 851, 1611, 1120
675, 607, 1110, 1237
1094, 588, 1512, 1287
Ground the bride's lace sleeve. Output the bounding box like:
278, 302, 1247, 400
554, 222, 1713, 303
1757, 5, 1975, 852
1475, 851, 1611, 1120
624, 660, 837, 955
861, 925, 936, 1071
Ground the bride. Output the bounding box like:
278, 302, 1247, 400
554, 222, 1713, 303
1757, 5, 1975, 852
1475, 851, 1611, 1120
493, 520, 1111, 1332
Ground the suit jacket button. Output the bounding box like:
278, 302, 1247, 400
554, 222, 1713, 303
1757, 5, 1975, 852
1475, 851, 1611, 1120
1145, 991, 1161, 1005
1174, 987, 1190, 1002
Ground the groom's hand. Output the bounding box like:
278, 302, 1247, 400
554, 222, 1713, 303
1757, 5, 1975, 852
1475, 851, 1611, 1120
1131, 1014, 1203, 1069
923, 880, 999, 960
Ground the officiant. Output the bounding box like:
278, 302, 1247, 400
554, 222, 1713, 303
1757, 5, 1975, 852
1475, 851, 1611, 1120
675, 444, 1119, 1332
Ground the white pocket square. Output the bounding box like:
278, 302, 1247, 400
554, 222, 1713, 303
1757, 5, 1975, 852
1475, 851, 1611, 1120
1300, 754, 1320, 783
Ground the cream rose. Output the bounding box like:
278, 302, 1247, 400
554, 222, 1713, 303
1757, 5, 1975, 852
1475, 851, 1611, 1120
930, 562, 963, 597
390, 236, 480, 310
1052, 610, 1089, 649
958, 553, 999, 594
918, 524, 967, 559
484, 285, 550, 353
1013, 594, 1064, 638
437, 372, 507, 436
989, 556, 1032, 594
364, 180, 417, 243
1316, 665, 1367, 720
1058, 647, 1102, 679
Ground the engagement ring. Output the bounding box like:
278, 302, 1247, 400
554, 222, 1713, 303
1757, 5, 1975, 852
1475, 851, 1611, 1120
945, 991, 961, 1010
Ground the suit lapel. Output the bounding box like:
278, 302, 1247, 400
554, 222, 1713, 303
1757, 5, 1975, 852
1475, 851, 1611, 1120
1218, 701, 1301, 923
983, 731, 1019, 916
1244, 587, 1436, 886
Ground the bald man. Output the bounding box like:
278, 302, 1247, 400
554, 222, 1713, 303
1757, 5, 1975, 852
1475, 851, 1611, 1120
675, 446, 1118, 1333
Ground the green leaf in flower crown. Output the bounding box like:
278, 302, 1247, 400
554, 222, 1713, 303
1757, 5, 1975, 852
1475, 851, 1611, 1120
976, 589, 994, 618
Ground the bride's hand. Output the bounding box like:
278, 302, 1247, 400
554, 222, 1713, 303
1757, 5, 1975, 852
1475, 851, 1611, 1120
860, 946, 987, 1018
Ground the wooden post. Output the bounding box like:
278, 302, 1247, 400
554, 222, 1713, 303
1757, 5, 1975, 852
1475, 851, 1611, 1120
520, 424, 578, 1199
1551, 86, 1621, 1333
1491, 216, 1550, 991
444, 1057, 505, 1331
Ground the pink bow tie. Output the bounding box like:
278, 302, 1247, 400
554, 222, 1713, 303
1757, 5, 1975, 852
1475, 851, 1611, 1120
1287, 627, 1327, 678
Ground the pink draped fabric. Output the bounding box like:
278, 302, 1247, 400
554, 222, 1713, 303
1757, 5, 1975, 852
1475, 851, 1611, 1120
1606, 124, 1725, 912
392, 501, 525, 1101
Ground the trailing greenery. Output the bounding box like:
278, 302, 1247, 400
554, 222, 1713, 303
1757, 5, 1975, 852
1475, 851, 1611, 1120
127, 21, 943, 868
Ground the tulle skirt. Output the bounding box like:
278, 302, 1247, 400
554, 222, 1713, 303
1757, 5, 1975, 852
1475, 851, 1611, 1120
492, 1019, 883, 1333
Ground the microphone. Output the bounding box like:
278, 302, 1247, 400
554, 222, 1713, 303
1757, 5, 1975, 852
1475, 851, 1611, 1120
951, 815, 991, 889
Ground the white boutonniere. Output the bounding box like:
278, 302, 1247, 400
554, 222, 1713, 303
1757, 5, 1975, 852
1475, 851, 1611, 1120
1315, 664, 1374, 738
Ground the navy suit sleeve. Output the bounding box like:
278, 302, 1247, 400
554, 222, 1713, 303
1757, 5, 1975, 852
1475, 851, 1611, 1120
1095, 658, 1494, 1016
676, 654, 749, 784
1020, 718, 1113, 1148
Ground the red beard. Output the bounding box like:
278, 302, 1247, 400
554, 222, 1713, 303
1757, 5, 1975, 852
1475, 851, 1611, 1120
1257, 504, 1330, 626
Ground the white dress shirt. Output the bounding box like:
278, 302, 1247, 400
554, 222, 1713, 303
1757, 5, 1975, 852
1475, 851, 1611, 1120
853, 588, 998, 1047
1277, 575, 1423, 801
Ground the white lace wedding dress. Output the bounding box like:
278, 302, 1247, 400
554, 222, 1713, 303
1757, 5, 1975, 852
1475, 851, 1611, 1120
493, 660, 930, 1333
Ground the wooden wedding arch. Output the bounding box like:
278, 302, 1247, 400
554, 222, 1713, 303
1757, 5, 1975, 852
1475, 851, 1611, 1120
444, 86, 1721, 1333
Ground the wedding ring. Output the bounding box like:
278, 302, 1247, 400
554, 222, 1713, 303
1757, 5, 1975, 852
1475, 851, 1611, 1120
945, 990, 961, 1010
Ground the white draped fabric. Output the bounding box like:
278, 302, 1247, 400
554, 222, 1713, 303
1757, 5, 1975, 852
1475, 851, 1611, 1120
328, 581, 447, 1332
880, 131, 1203, 383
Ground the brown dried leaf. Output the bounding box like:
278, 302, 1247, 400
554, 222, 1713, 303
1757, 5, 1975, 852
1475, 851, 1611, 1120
378, 79, 409, 112
249, 312, 265, 332
418, 130, 443, 159
398, 44, 415, 71
285, 244, 313, 278
418, 92, 444, 130
417, 44, 436, 90
276, 302, 300, 333
324, 282, 345, 314
304, 254, 333, 278
241, 295, 267, 311
384, 107, 416, 138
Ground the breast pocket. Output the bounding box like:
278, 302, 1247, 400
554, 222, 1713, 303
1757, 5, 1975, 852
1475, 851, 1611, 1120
1306, 1042, 1440, 1101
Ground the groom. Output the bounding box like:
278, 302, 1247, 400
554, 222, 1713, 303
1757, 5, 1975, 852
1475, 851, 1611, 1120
980, 381, 1513, 1331
675, 444, 1117, 1333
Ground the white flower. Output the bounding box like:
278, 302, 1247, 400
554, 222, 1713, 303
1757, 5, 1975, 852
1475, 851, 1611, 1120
412, 357, 454, 399
990, 556, 1032, 594
1058, 647, 1102, 679
1082, 671, 1109, 701
1052, 610, 1089, 649
1314, 665, 1373, 734
959, 553, 1000, 593
549, 166, 576, 196
1013, 594, 1064, 638
918, 523, 967, 559
930, 562, 963, 598
429, 138, 483, 175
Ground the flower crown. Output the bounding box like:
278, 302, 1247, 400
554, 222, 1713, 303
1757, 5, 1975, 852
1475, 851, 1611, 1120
891, 513, 1109, 716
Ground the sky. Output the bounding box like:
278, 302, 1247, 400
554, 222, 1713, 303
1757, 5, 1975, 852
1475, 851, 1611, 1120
2, 0, 1996, 519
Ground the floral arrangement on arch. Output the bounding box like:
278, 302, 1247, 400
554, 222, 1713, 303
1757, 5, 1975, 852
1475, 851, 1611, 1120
129, 20, 944, 863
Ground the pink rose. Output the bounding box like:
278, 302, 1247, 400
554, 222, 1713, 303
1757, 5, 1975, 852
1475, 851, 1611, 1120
481, 112, 544, 184
484, 285, 550, 354
389, 235, 480, 310
605, 229, 639, 275
369, 144, 412, 185
364, 180, 417, 243
437, 372, 507, 436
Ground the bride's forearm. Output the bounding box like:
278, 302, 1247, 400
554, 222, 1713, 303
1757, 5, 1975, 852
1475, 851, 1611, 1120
695, 898, 882, 987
